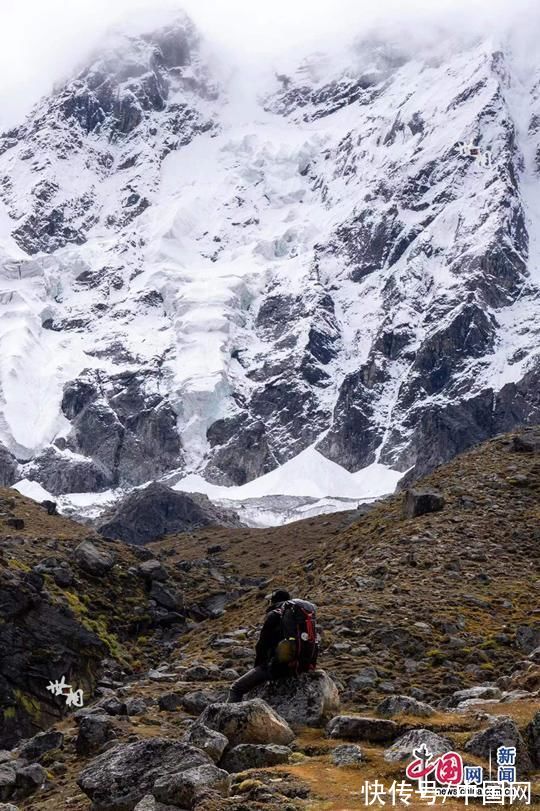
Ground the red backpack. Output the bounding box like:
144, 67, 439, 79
275, 599, 319, 673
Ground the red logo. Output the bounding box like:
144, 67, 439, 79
406, 749, 463, 785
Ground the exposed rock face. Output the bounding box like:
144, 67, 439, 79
0, 571, 105, 748
249, 671, 340, 726
196, 700, 295, 747
1, 19, 540, 506
60, 369, 184, 489
22, 446, 110, 495
97, 482, 241, 545
0, 445, 19, 487
77, 739, 212, 810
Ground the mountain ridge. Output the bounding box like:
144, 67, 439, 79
0, 16, 539, 521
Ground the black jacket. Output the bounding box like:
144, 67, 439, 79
254, 603, 284, 668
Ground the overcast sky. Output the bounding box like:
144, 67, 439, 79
1, 0, 538, 129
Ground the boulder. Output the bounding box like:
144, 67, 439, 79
125, 697, 148, 716
249, 671, 340, 726
158, 693, 183, 712
384, 729, 453, 763
153, 763, 230, 808
0, 803, 20, 811
197, 699, 295, 747
150, 582, 181, 611
133, 797, 177, 811
376, 695, 435, 718
464, 718, 532, 775
73, 540, 115, 577
181, 690, 226, 715
183, 724, 228, 764
18, 730, 64, 762
331, 744, 364, 766
348, 667, 379, 690
525, 711, 540, 767
220, 744, 291, 773
0, 444, 19, 487
33, 558, 74, 587
12, 764, 46, 799
77, 739, 211, 810
76, 715, 117, 756
97, 482, 241, 545
138, 560, 168, 582
449, 685, 502, 707
515, 624, 540, 653
95, 696, 127, 716
327, 716, 399, 743
0, 765, 16, 802
403, 489, 445, 518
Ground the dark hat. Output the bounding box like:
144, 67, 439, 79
269, 588, 291, 605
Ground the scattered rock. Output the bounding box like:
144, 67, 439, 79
183, 724, 228, 764
348, 667, 379, 690
73, 540, 115, 576
448, 685, 502, 707
125, 697, 148, 716
515, 624, 540, 653
33, 557, 74, 587
331, 744, 364, 767
153, 763, 230, 808
181, 690, 225, 715
158, 693, 183, 712
385, 729, 453, 763
464, 718, 532, 775
76, 715, 116, 756
78, 739, 212, 810
327, 716, 399, 743
525, 711, 540, 767
249, 671, 340, 726
150, 581, 182, 611
12, 763, 46, 800
376, 695, 435, 718
403, 489, 445, 518
95, 696, 127, 716
138, 560, 168, 582
18, 730, 64, 762
0, 764, 16, 802
221, 744, 291, 773
197, 700, 295, 747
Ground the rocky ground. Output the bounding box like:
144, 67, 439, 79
0, 428, 539, 810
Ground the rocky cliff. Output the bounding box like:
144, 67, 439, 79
0, 16, 539, 515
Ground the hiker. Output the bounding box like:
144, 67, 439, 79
228, 588, 319, 702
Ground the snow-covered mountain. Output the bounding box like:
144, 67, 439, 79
0, 14, 539, 522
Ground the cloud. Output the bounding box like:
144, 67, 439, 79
1, 0, 538, 129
